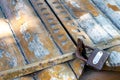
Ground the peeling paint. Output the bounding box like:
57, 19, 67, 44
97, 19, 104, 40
79, 13, 112, 44
92, 0, 120, 29
67, 0, 80, 8
8, 56, 17, 68
20, 23, 31, 41
0, 39, 18, 68
20, 23, 50, 59
5, 52, 17, 67
28, 34, 49, 59
95, 14, 120, 38
47, 65, 76, 80
64, 0, 86, 18
62, 0, 120, 43
0, 49, 17, 68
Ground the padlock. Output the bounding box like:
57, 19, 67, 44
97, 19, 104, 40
86, 48, 109, 70
76, 38, 110, 70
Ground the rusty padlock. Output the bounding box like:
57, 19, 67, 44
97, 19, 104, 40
76, 38, 110, 70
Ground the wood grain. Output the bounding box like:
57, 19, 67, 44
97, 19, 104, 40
0, 9, 33, 80
61, 0, 120, 49
0, 0, 78, 80
92, 0, 120, 29
46, 0, 93, 46
29, 0, 85, 78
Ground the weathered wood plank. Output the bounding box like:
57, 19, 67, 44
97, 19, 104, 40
76, 0, 120, 38
29, 0, 85, 78
79, 13, 112, 43
46, 0, 93, 46
103, 46, 120, 71
0, 52, 75, 80
92, 0, 120, 30
61, 0, 120, 48
0, 9, 33, 80
0, 0, 78, 80
30, 0, 76, 53
61, 0, 110, 44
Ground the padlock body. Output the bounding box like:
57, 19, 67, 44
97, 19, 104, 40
87, 48, 109, 70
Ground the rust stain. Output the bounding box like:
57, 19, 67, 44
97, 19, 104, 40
0, 17, 30, 80
71, 59, 85, 78
0, 0, 77, 79
64, 0, 99, 17
34, 0, 86, 78
38, 71, 51, 80
73, 8, 87, 17
38, 64, 75, 80
66, 0, 88, 17
80, 0, 99, 17
107, 3, 120, 11
0, 20, 24, 71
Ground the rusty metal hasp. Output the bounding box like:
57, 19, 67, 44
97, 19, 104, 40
76, 39, 110, 70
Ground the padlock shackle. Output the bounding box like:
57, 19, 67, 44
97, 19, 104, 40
75, 38, 95, 62
75, 38, 87, 62
75, 51, 87, 62
76, 38, 109, 70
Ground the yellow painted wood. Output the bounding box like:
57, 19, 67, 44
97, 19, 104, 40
0, 10, 33, 80
62, 0, 120, 49
0, 52, 75, 80
30, 0, 85, 78
0, 0, 78, 80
